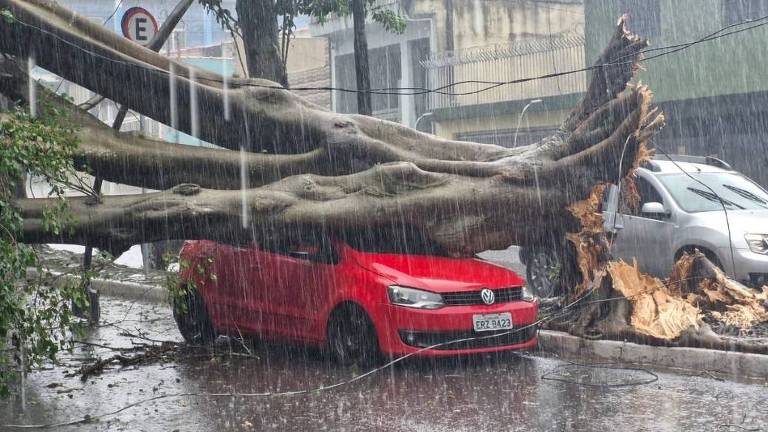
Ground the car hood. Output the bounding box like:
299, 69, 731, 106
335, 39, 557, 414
731, 210, 768, 235
696, 209, 768, 236
349, 250, 525, 293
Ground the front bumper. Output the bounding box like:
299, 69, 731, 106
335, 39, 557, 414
375, 301, 538, 357
718, 247, 768, 286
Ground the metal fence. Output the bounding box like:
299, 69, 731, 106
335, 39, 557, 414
420, 34, 587, 111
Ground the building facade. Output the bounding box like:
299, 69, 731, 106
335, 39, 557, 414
310, 0, 585, 147
585, 0, 768, 187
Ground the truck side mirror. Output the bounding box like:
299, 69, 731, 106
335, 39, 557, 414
602, 184, 623, 233
640, 202, 668, 217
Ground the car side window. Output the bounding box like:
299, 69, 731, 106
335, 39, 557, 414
618, 177, 664, 216
264, 233, 339, 264
635, 177, 664, 217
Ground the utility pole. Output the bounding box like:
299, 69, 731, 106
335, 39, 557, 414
351, 0, 372, 115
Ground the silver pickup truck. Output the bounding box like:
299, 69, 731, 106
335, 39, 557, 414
522, 155, 768, 297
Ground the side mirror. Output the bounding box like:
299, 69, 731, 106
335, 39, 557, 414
602, 184, 624, 233
641, 202, 668, 217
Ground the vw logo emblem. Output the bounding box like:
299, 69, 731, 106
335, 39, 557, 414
480, 288, 495, 305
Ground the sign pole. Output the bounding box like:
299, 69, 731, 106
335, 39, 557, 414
77, 0, 194, 323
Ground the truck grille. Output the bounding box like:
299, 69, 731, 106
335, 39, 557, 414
442, 287, 523, 306
399, 325, 537, 350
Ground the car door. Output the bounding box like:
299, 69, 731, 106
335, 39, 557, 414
608, 175, 676, 277
255, 233, 340, 342
209, 243, 263, 333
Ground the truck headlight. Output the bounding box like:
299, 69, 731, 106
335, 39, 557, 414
745, 233, 768, 254
387, 286, 444, 309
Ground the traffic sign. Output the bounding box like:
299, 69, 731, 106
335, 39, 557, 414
121, 7, 158, 46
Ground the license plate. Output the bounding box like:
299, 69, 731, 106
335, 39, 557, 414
472, 313, 513, 332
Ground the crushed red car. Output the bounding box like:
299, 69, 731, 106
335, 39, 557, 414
174, 229, 538, 364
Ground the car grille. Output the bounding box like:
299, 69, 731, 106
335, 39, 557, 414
399, 325, 537, 350
749, 273, 768, 288
442, 287, 523, 306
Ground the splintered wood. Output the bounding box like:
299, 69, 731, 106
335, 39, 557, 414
566, 184, 608, 297
608, 254, 768, 340
669, 254, 768, 330
607, 260, 700, 340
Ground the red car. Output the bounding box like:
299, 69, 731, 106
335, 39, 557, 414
173, 229, 538, 363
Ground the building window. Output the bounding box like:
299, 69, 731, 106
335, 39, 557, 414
334, 44, 401, 118
722, 0, 768, 25
618, 0, 661, 38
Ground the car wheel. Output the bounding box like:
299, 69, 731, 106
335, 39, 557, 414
327, 305, 380, 366
677, 247, 723, 271
172, 284, 216, 345
525, 250, 560, 299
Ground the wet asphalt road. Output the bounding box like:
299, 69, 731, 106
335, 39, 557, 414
1, 296, 767, 432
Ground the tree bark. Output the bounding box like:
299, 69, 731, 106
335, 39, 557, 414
235, 0, 288, 86
351, 0, 372, 116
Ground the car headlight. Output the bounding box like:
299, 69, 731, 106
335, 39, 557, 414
745, 233, 768, 254
387, 286, 444, 309
521, 285, 537, 301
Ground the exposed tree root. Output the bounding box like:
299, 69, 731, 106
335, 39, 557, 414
555, 197, 768, 353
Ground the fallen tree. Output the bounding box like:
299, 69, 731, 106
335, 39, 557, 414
1, 0, 657, 254
1, 0, 765, 352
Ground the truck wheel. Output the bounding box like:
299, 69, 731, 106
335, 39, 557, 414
524, 250, 561, 298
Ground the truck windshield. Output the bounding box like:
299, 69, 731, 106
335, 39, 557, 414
658, 172, 768, 213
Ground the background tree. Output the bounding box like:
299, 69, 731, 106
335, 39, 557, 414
202, 0, 405, 96
350, 0, 371, 114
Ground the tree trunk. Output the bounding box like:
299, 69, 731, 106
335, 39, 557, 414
351, 0, 372, 116
235, 0, 288, 86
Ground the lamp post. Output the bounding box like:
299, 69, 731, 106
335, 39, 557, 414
513, 99, 542, 148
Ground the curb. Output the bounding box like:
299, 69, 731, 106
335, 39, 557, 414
538, 330, 768, 379
29, 268, 167, 304
92, 278, 167, 304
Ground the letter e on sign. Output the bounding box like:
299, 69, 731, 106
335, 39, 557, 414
121, 7, 158, 46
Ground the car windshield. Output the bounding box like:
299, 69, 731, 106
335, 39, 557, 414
342, 227, 452, 257
658, 172, 768, 213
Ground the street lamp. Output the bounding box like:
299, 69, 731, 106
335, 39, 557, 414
513, 99, 542, 148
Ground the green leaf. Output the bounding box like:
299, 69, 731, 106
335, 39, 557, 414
0, 9, 15, 24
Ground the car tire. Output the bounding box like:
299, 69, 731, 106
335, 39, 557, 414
327, 304, 380, 366
524, 250, 561, 299
172, 284, 216, 345
676, 247, 723, 270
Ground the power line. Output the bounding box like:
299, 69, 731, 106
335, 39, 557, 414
102, 0, 125, 26
5, 12, 768, 98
